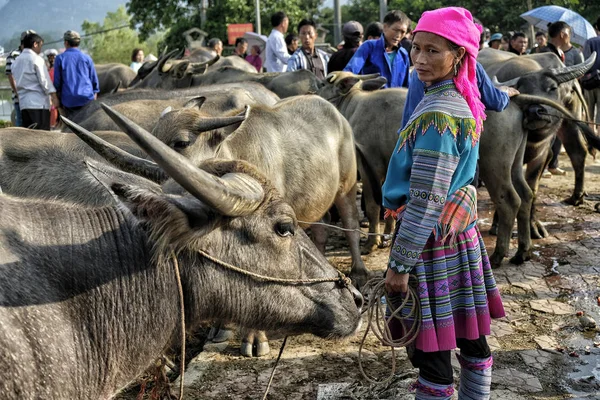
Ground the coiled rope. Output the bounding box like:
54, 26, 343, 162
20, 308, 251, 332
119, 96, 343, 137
358, 275, 421, 385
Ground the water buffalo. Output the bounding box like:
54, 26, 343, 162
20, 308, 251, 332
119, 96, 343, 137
95, 63, 137, 95
318, 72, 405, 254
0, 124, 362, 399
65, 83, 280, 126
72, 98, 369, 356
0, 128, 150, 206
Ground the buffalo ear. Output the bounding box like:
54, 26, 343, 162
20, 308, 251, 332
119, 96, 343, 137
337, 76, 361, 94
183, 96, 207, 110
361, 77, 387, 91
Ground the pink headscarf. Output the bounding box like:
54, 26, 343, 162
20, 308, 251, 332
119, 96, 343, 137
413, 7, 486, 135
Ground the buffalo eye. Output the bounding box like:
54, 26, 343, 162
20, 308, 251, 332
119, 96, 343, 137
173, 140, 191, 150
547, 85, 558, 92
275, 221, 295, 237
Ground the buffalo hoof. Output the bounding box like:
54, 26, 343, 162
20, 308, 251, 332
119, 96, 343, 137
360, 218, 370, 228
564, 194, 585, 206
207, 327, 233, 343
240, 338, 270, 357
361, 240, 379, 255
380, 238, 392, 248
530, 220, 549, 239
509, 251, 531, 265
350, 269, 372, 290
489, 225, 498, 236
489, 251, 505, 269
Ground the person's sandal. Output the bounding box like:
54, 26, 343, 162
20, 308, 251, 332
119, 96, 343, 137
549, 167, 567, 176
542, 169, 552, 178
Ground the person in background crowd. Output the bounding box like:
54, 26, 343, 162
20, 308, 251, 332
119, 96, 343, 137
500, 34, 510, 51
5, 29, 35, 127
265, 11, 291, 72
233, 37, 248, 58
541, 21, 583, 178
285, 34, 299, 55
245, 45, 263, 72
328, 21, 363, 72
344, 10, 411, 88
207, 38, 223, 56
488, 33, 502, 49
532, 31, 549, 53
400, 26, 413, 65
54, 30, 99, 117
287, 19, 330, 79
11, 33, 58, 130
383, 8, 505, 399
508, 31, 528, 55
583, 17, 600, 130
130, 48, 144, 73
44, 48, 59, 128
364, 22, 384, 40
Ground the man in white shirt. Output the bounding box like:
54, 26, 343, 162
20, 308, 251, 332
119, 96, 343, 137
265, 11, 291, 72
11, 33, 58, 130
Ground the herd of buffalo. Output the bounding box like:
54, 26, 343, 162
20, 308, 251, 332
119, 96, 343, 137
0, 46, 598, 398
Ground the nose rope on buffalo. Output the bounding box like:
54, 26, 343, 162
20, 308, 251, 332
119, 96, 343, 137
299, 220, 393, 239
358, 276, 421, 384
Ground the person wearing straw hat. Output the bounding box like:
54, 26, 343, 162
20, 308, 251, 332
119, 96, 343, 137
382, 7, 505, 399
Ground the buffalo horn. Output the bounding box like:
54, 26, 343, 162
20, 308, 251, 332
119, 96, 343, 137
157, 48, 181, 74
100, 103, 264, 216
549, 52, 597, 84
494, 76, 520, 87
61, 116, 168, 183
325, 73, 338, 83
194, 106, 249, 133
358, 73, 381, 80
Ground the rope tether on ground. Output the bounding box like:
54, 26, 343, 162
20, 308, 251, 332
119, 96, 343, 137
358, 276, 421, 385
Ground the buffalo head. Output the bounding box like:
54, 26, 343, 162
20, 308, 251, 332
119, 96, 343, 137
318, 72, 387, 104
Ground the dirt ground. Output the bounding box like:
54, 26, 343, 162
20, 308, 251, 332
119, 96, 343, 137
125, 153, 600, 400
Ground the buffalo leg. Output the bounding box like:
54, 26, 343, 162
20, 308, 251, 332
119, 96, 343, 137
558, 121, 588, 205
311, 213, 330, 254
360, 170, 382, 254
335, 183, 370, 288
525, 149, 551, 239
509, 140, 533, 264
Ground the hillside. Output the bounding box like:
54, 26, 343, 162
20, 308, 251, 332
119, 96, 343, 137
0, 0, 125, 48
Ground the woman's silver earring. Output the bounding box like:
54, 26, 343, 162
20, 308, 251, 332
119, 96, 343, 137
453, 63, 458, 76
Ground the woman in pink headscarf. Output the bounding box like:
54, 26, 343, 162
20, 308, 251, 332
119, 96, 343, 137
381, 7, 505, 399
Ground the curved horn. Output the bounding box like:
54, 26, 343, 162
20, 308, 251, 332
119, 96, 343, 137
157, 48, 181, 75
549, 52, 597, 84
110, 81, 122, 94
100, 103, 264, 216
194, 107, 250, 133
358, 73, 381, 80
60, 116, 168, 183
512, 94, 578, 119
325, 73, 338, 83
494, 76, 520, 87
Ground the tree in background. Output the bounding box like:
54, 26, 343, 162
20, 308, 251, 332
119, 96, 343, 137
128, 0, 323, 52
81, 6, 164, 64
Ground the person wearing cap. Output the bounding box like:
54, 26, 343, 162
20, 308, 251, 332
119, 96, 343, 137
382, 7, 505, 399
5, 29, 36, 127
328, 21, 364, 72
54, 30, 99, 116
343, 10, 410, 88
488, 33, 503, 49
287, 19, 330, 79
11, 33, 58, 130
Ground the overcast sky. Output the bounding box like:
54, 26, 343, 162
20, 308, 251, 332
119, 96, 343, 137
322, 0, 349, 9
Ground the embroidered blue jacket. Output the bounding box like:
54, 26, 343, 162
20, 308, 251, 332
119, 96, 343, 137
343, 36, 410, 88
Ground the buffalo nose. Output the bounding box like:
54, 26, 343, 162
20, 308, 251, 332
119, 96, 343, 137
350, 285, 364, 310
526, 104, 545, 118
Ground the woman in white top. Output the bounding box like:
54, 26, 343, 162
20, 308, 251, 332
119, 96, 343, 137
130, 48, 144, 73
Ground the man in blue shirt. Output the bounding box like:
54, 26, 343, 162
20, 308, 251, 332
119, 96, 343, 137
583, 17, 600, 129
401, 63, 516, 129
54, 30, 99, 115
344, 10, 410, 88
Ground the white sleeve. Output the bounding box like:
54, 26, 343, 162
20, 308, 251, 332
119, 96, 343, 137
35, 58, 56, 94
273, 37, 291, 64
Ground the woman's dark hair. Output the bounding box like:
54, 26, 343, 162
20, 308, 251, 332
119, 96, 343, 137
285, 34, 298, 46
297, 19, 316, 33
535, 31, 547, 38
23, 33, 43, 49
547, 21, 570, 38
131, 48, 143, 62
383, 10, 410, 27
271, 11, 287, 28
365, 22, 383, 38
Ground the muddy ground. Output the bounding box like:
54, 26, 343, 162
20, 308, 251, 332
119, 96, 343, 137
124, 153, 600, 400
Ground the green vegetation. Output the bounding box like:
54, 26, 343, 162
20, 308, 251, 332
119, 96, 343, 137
81, 6, 165, 65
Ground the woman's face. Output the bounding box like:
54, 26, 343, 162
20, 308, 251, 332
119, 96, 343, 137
411, 32, 464, 85
136, 50, 144, 62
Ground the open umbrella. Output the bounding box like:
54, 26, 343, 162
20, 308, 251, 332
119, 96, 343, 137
243, 32, 268, 63
520, 5, 596, 46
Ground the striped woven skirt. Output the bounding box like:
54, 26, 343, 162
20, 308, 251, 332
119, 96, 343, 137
387, 225, 505, 353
